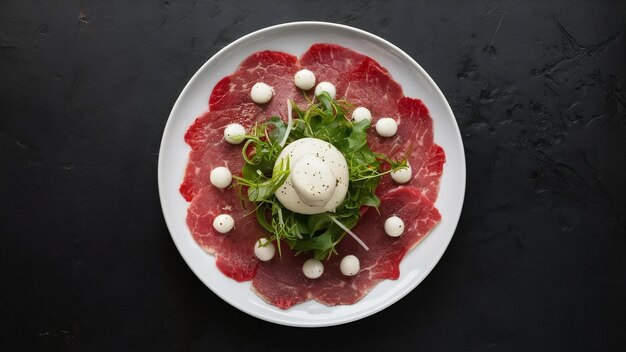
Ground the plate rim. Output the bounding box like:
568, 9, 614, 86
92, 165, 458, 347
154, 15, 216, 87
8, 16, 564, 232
158, 21, 466, 327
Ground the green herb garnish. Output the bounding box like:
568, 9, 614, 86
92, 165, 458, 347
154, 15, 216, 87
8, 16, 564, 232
233, 92, 407, 260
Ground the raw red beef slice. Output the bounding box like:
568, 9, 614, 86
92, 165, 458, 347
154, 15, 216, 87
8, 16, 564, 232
371, 97, 433, 162
374, 97, 443, 197
377, 143, 445, 203
412, 143, 446, 202
209, 51, 302, 120
180, 110, 252, 201
187, 187, 264, 281
344, 57, 403, 118
299, 43, 368, 97
251, 186, 441, 309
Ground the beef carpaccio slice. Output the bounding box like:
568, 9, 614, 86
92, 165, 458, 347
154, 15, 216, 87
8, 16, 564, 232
299, 43, 368, 97
180, 43, 446, 308
209, 51, 303, 120
187, 188, 262, 281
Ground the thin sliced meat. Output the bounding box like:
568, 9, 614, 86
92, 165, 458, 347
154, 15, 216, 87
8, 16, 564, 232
413, 143, 446, 201
377, 143, 445, 202
209, 51, 303, 119
372, 98, 444, 201
187, 187, 263, 281
179, 110, 251, 201
344, 57, 403, 118
299, 43, 368, 97
370, 97, 433, 161
251, 186, 441, 309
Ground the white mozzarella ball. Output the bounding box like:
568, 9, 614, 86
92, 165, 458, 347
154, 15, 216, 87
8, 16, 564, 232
391, 163, 412, 184
340, 255, 360, 276
254, 238, 276, 261
314, 81, 336, 99
351, 107, 372, 123
250, 82, 273, 104
213, 214, 234, 234
375, 117, 398, 137
384, 216, 405, 237
224, 123, 246, 144
294, 69, 316, 90
302, 258, 324, 279
209, 167, 232, 189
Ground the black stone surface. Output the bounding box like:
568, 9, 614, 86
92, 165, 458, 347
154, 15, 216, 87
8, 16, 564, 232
1, 1, 625, 351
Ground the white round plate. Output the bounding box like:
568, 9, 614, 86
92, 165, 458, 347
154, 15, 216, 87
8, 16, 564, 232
158, 22, 465, 327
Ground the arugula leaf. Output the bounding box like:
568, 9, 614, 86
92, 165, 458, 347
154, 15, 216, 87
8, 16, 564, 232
266, 116, 288, 143
233, 158, 290, 202
346, 120, 369, 152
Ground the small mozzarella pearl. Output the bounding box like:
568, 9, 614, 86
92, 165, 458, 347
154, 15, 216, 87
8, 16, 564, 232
302, 258, 324, 279
254, 238, 276, 261
250, 82, 273, 104
294, 69, 316, 90
213, 214, 234, 234
314, 81, 336, 99
340, 255, 360, 276
224, 123, 246, 144
391, 163, 412, 184
384, 216, 405, 237
376, 117, 398, 137
210, 167, 232, 189
352, 107, 372, 123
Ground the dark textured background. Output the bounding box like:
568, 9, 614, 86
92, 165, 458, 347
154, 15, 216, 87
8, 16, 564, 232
1, 1, 625, 351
